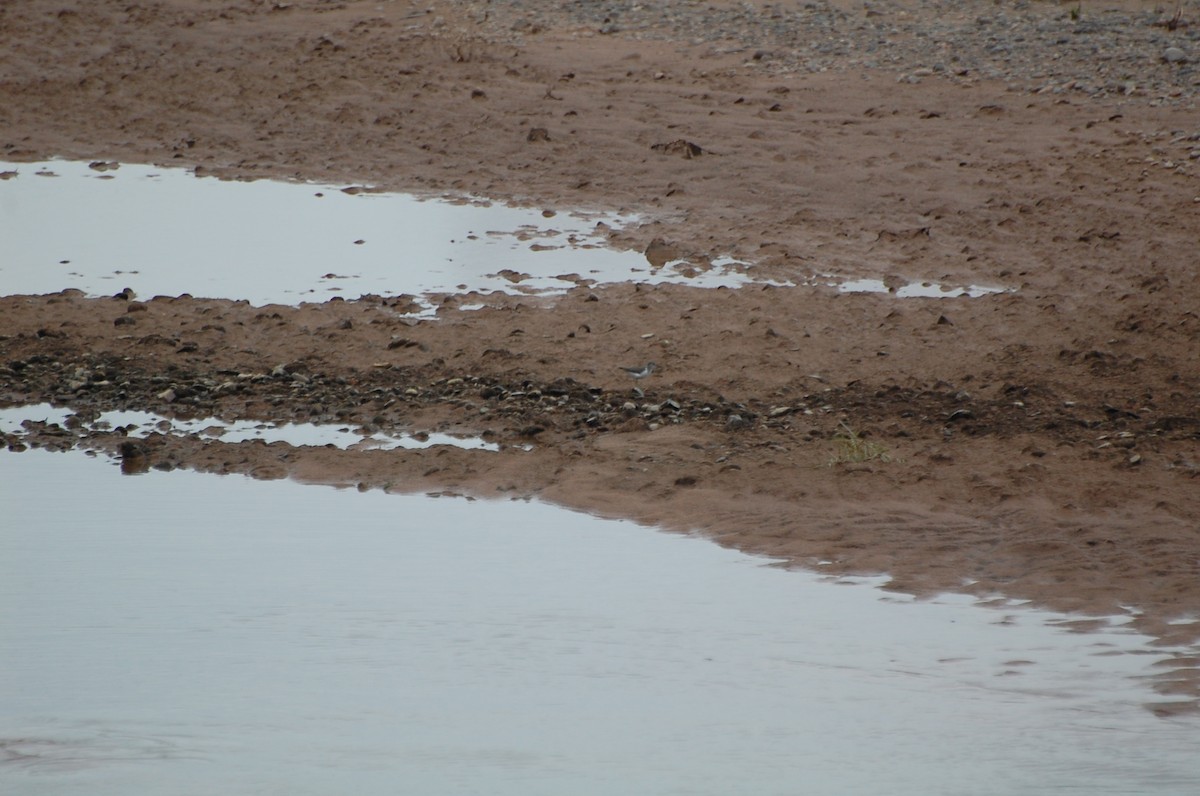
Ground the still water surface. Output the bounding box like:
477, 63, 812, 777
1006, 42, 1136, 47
0, 160, 1008, 306
1, 449, 1196, 794
0, 402, 500, 452
0, 160, 749, 307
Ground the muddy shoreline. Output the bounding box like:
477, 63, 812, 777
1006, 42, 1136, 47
2, 0, 1199, 711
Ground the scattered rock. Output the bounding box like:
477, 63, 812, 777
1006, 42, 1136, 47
615, 417, 650, 432
651, 139, 703, 158
496, 268, 529, 283
117, 440, 150, 474
726, 413, 750, 430
1163, 47, 1188, 64
644, 238, 683, 268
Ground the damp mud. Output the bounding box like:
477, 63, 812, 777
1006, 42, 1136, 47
1, 0, 1199, 718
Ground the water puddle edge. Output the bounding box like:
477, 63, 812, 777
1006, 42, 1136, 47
1, 160, 1011, 308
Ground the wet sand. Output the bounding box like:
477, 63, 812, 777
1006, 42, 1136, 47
1, 0, 1198, 710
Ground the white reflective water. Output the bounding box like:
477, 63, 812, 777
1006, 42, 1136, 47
0, 403, 499, 452
1, 449, 1196, 795
0, 161, 758, 307
833, 276, 1008, 298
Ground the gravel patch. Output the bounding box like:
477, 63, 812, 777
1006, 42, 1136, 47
467, 0, 1200, 104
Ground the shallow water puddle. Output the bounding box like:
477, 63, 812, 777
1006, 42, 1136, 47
833, 276, 1008, 298
1, 449, 1196, 795
0, 160, 755, 307
0, 160, 1009, 307
0, 402, 498, 452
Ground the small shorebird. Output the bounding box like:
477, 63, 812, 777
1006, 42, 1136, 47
620, 362, 657, 396
620, 362, 657, 381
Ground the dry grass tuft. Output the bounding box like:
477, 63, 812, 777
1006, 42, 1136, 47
827, 421, 892, 466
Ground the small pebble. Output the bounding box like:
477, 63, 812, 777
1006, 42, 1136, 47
1163, 47, 1187, 64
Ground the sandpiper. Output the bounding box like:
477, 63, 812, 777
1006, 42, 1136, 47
620, 362, 657, 381
619, 362, 657, 397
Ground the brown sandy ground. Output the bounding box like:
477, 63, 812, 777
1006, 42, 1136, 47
1, 0, 1198, 712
